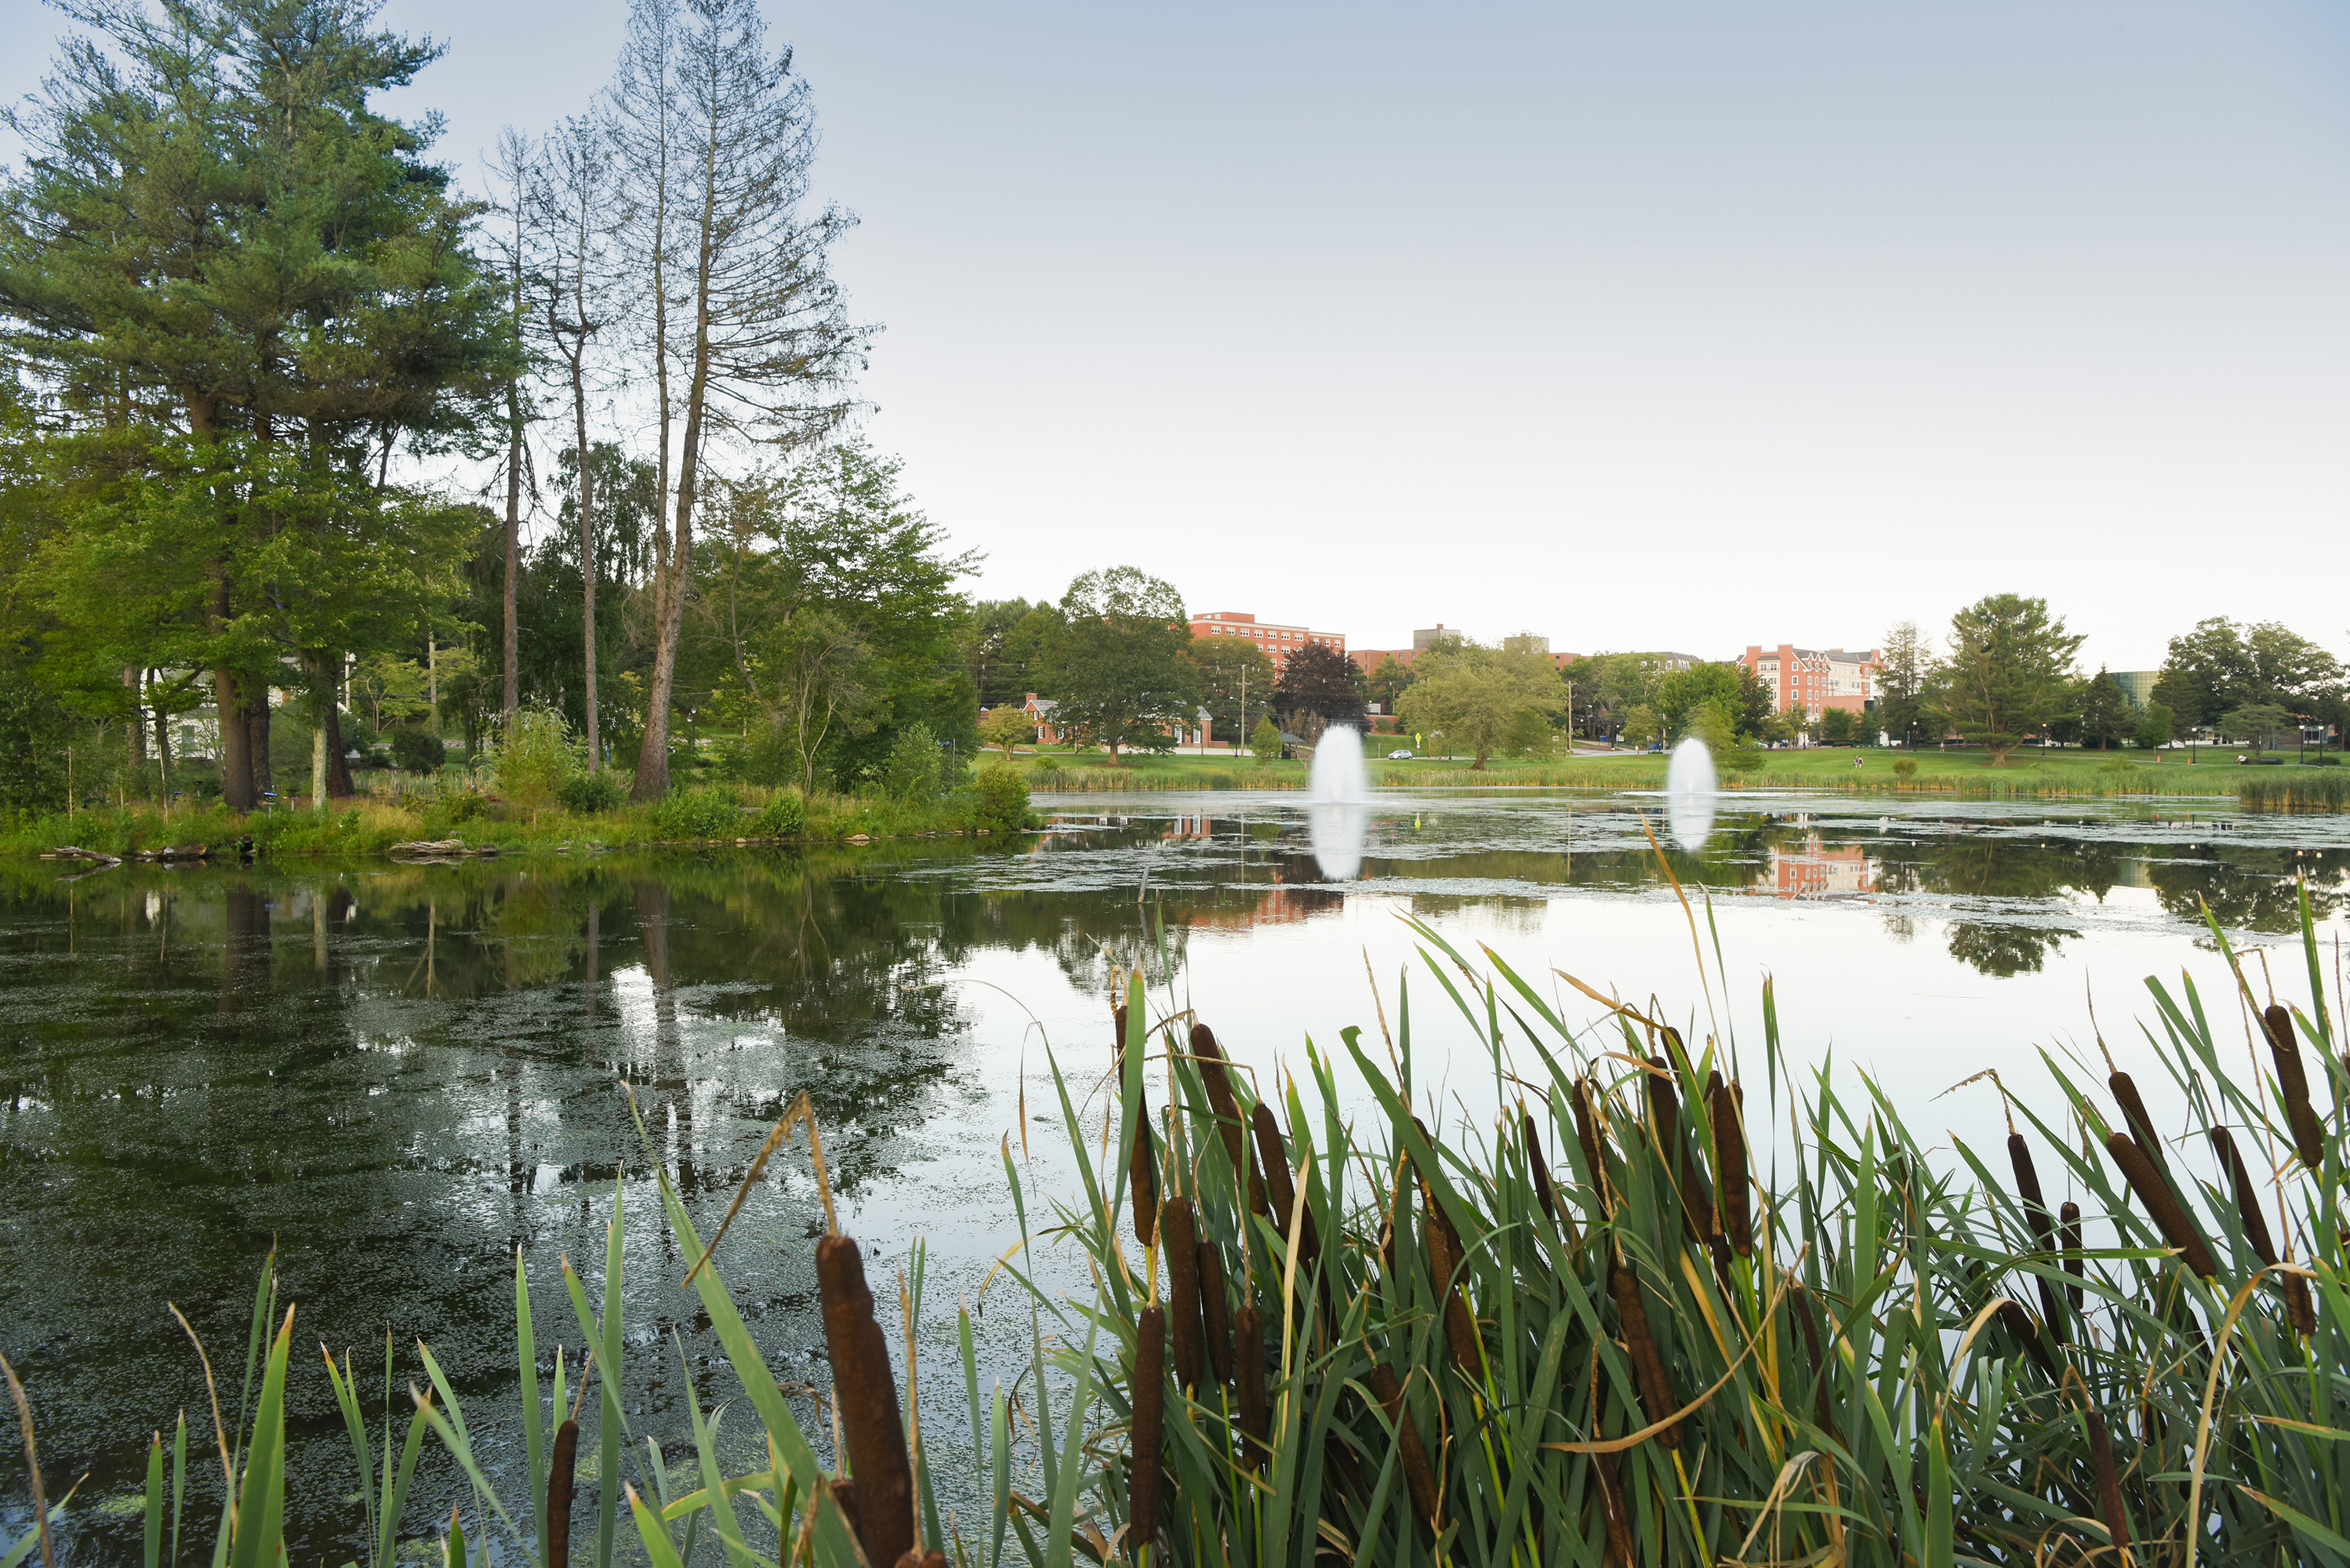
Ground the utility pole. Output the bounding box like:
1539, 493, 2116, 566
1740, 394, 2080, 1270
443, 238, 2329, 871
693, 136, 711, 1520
1239, 666, 1247, 750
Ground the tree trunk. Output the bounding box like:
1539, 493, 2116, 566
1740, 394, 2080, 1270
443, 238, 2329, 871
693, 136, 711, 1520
576, 385, 600, 773
503, 376, 522, 728
214, 664, 256, 811
122, 668, 145, 789
248, 699, 273, 799
303, 651, 358, 798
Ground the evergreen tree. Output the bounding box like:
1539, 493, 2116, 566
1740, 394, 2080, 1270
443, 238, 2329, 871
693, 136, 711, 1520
1927, 594, 2083, 764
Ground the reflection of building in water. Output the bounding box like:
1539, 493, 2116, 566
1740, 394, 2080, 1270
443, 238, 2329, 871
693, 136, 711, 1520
1162, 815, 1216, 840
1768, 834, 1874, 896
1186, 886, 1340, 927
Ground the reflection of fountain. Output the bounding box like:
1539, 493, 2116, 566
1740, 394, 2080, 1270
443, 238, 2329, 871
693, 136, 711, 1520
1665, 737, 1716, 851
1307, 724, 1369, 879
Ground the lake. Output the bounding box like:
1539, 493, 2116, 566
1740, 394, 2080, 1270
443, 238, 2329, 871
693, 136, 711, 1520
4, 787, 2345, 1561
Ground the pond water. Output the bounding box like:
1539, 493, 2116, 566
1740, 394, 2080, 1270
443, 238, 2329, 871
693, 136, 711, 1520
4, 788, 2347, 1561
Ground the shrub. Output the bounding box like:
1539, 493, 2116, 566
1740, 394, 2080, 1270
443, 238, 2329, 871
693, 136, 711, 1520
558, 769, 627, 814
882, 722, 943, 803
972, 764, 1031, 834
1249, 714, 1282, 766
750, 791, 806, 837
652, 789, 743, 838
1027, 761, 1066, 790
498, 706, 577, 822
387, 726, 447, 775
1893, 757, 1919, 781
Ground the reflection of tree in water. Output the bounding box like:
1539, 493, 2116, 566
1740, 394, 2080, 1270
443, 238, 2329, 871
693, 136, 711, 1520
1945, 922, 2071, 977
2149, 848, 2349, 935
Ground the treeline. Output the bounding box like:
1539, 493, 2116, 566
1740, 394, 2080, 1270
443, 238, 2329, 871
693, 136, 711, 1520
0, 0, 989, 815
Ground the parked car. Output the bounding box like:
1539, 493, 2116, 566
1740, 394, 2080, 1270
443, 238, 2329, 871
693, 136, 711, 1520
1388, 749, 1413, 759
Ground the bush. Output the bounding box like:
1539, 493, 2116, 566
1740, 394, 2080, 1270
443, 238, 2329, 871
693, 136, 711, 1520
750, 791, 806, 837
558, 770, 627, 814
882, 722, 943, 802
498, 706, 577, 821
972, 764, 1031, 834
1892, 757, 1919, 781
652, 789, 743, 838
387, 726, 447, 775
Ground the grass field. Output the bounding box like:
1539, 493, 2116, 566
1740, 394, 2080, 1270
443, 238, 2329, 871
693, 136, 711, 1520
1015, 742, 2334, 800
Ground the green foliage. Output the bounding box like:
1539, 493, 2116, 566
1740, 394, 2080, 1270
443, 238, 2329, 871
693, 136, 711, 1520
971, 764, 1031, 833
1394, 636, 1562, 768
1818, 706, 1859, 745
978, 703, 1033, 760
1189, 633, 1277, 745
1893, 756, 1920, 780
0, 661, 69, 810
1249, 714, 1283, 767
1043, 566, 1199, 760
2136, 702, 2175, 751
1928, 593, 2084, 764
1272, 640, 1367, 737
750, 790, 807, 837
2220, 702, 2294, 755
2076, 667, 2132, 750
1876, 620, 1938, 746
387, 727, 446, 775
497, 708, 578, 820
651, 790, 744, 839
556, 770, 627, 815
882, 722, 945, 803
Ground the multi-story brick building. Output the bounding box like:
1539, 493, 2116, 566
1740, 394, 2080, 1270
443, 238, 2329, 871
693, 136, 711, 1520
1740, 644, 1881, 722
1189, 611, 1345, 670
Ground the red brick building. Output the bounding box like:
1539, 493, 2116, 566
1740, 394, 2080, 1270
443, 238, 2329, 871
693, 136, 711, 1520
1740, 645, 1882, 723
1190, 611, 1344, 671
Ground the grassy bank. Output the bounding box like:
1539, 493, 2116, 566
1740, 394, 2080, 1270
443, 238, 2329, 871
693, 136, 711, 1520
9, 892, 2346, 1566
0, 778, 1033, 862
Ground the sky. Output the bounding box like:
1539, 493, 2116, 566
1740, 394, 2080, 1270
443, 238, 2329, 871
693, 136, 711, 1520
5, 0, 2347, 671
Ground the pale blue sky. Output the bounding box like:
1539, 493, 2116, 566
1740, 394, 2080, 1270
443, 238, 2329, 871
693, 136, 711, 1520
6, 1, 2348, 668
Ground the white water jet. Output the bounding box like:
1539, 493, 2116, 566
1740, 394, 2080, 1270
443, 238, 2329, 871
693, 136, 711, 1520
1665, 736, 1717, 851
1306, 724, 1369, 879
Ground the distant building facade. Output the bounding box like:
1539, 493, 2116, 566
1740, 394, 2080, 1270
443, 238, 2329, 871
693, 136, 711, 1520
1190, 611, 1345, 672
1353, 625, 1584, 678
1011, 693, 1216, 749
1741, 644, 1882, 722
2110, 670, 2159, 709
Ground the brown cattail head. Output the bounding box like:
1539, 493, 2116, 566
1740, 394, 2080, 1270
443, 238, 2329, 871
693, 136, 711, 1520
2059, 1201, 2084, 1312
2085, 1406, 2132, 1559
1129, 1106, 1158, 1248
1251, 1102, 1298, 1240
1712, 1080, 1753, 1256
1409, 1118, 1480, 1375
547, 1417, 578, 1568
1161, 1199, 1204, 1392
1129, 1305, 1165, 1545
2264, 1004, 2326, 1172
1234, 1304, 1268, 1468
1573, 1076, 1610, 1217
1524, 1112, 1560, 1226
1993, 1300, 2059, 1381
2210, 1127, 2279, 1266
1113, 1004, 1128, 1070
2007, 1132, 2067, 1344
816, 1236, 917, 1568
1789, 1283, 1833, 1433
2104, 1132, 2217, 1277
1608, 1261, 1681, 1448
2108, 1071, 2168, 1181
1594, 1451, 1633, 1568
1365, 1363, 1441, 1531
1190, 1023, 1251, 1194
1197, 1242, 1233, 1385
829, 1479, 861, 1544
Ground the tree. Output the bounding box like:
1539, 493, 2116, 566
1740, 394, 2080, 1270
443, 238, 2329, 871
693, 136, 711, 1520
499, 706, 578, 824
1877, 621, 1937, 747
1619, 704, 1660, 749
1393, 637, 1560, 769
614, 0, 869, 802
963, 599, 1044, 707
1364, 655, 1411, 717
1654, 662, 1746, 743
1189, 635, 1276, 745
1249, 714, 1282, 767
1273, 641, 1366, 743
1044, 567, 1198, 762
1927, 594, 2083, 764
2077, 669, 2131, 750
2220, 703, 2293, 757
2135, 702, 2174, 752
1818, 707, 1858, 745
979, 704, 1032, 761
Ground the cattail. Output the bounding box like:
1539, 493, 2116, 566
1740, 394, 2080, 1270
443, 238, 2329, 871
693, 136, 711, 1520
1234, 1304, 1268, 1468
1994, 1301, 2058, 1381
1609, 1262, 1680, 1448
2085, 1406, 2132, 1560
1161, 1199, 1204, 1392
892, 1553, 948, 1568
1190, 1023, 1252, 1198
1411, 1118, 1481, 1376
1647, 1054, 1713, 1244
1524, 1112, 1560, 1227
1594, 1452, 1633, 1568
2213, 1127, 2316, 1335
1573, 1077, 1610, 1217
1251, 1102, 1322, 1275
828, 1479, 861, 1543
1130, 1306, 1165, 1546
2007, 1133, 2067, 1345
2104, 1132, 2217, 1277
1365, 1363, 1440, 1530
1113, 1004, 1129, 1072
2264, 1004, 2326, 1172
2060, 1201, 2084, 1312
1129, 1106, 1158, 1248
547, 1418, 578, 1568
1713, 1080, 1753, 1256
1790, 1283, 1834, 1433
1197, 1242, 1233, 1385
816, 1236, 916, 1568
2108, 1070, 2168, 1181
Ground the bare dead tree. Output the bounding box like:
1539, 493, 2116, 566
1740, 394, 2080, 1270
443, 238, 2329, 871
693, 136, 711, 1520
608, 0, 868, 801
485, 127, 541, 731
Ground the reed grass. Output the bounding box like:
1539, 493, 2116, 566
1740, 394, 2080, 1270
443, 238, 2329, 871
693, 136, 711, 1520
2239, 769, 2350, 811
8, 889, 2350, 1566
